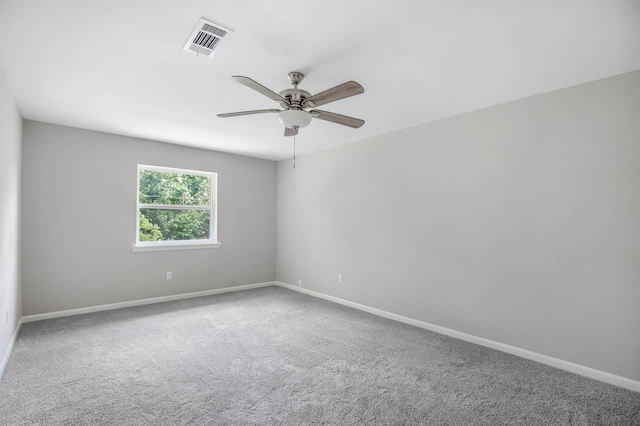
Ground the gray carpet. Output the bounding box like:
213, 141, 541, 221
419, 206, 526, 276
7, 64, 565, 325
0, 287, 638, 425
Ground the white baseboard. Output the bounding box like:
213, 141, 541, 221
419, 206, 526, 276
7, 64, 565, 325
274, 281, 640, 393
22, 281, 276, 323
0, 317, 23, 379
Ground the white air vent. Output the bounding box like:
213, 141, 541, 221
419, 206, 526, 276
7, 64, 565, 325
183, 18, 233, 58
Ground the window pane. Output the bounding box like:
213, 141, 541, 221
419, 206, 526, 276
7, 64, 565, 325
139, 209, 210, 241
139, 170, 210, 206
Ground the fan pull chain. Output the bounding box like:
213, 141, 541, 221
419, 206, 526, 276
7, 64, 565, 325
293, 134, 296, 169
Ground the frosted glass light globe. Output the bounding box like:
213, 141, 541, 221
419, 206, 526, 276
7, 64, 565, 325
278, 109, 312, 129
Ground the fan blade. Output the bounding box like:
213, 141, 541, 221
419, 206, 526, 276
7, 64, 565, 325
217, 109, 280, 118
302, 81, 364, 108
284, 127, 298, 137
310, 110, 365, 128
232, 76, 287, 104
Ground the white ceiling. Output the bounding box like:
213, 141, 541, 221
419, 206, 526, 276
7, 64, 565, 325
1, 1, 639, 161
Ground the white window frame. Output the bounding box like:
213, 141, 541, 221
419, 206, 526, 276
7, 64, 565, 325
132, 164, 221, 252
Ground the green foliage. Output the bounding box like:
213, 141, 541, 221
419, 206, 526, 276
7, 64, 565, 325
138, 169, 211, 241
140, 209, 209, 241
139, 170, 210, 206
139, 213, 163, 241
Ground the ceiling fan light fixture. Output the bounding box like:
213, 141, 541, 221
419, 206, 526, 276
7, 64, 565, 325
278, 109, 312, 129
218, 72, 365, 136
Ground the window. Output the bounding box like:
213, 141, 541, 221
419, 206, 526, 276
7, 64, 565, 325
133, 165, 220, 251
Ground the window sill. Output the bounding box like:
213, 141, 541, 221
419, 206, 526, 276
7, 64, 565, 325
132, 242, 222, 252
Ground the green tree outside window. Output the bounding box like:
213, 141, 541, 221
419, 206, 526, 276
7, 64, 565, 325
137, 167, 214, 242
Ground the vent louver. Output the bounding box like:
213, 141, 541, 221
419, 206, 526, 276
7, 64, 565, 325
183, 18, 233, 58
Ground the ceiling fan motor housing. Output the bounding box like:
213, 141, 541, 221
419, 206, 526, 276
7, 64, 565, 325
279, 88, 311, 106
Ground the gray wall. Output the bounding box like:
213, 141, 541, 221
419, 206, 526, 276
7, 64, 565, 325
276, 70, 640, 381
0, 67, 22, 366
22, 121, 277, 315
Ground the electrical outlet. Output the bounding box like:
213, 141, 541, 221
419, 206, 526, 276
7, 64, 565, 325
298, 279, 302, 287
166, 271, 172, 280
338, 274, 343, 283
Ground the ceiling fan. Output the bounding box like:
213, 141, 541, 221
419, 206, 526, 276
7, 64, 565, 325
217, 72, 365, 137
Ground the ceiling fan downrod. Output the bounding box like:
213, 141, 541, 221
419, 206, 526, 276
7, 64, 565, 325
287, 71, 304, 88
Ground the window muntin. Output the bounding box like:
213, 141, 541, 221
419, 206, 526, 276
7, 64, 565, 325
135, 165, 218, 249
